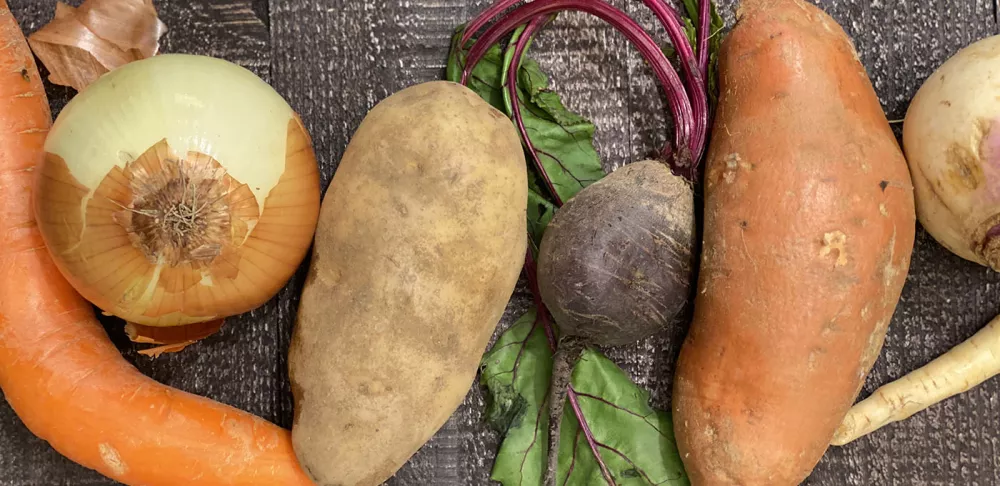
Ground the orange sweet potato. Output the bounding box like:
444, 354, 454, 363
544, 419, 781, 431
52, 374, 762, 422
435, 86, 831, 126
672, 0, 915, 484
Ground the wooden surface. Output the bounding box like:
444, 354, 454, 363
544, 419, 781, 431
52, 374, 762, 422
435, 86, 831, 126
1, 0, 999, 484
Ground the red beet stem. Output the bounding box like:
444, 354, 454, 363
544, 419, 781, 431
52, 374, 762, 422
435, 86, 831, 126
641, 0, 708, 173
697, 0, 711, 77
462, 0, 695, 173
568, 386, 617, 485
507, 16, 565, 206
524, 247, 558, 352
460, 0, 520, 47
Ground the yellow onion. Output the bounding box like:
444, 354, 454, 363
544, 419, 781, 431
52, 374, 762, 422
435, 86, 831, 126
34, 54, 320, 327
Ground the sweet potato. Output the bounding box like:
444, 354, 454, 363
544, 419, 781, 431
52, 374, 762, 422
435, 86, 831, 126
289, 81, 527, 486
672, 1, 915, 484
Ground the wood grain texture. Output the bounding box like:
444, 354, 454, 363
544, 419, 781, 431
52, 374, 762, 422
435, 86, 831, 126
3, 0, 1000, 485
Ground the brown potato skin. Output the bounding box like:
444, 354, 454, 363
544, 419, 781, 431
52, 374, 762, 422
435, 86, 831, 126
289, 81, 527, 486
672, 1, 915, 484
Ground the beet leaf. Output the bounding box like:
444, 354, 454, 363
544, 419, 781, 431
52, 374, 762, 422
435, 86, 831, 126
527, 187, 557, 249
507, 57, 604, 204
446, 28, 505, 109
558, 350, 689, 485
480, 309, 553, 486
680, 0, 725, 108
481, 318, 689, 486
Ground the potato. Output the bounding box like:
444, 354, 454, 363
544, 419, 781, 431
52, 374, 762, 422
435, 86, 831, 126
672, 1, 916, 484
289, 81, 527, 486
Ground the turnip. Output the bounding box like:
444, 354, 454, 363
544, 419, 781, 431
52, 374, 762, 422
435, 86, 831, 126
905, 34, 1000, 270
834, 33, 1000, 446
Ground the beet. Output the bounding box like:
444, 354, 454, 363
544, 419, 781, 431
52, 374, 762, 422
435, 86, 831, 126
537, 160, 696, 346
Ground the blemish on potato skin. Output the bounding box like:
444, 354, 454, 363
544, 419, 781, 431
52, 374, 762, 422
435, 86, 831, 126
879, 203, 888, 217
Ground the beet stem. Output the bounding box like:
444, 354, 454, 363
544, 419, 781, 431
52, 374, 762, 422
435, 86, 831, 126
697, 0, 711, 77
460, 0, 521, 48
568, 385, 617, 485
462, 0, 695, 170
641, 0, 708, 175
507, 16, 565, 206
524, 247, 557, 352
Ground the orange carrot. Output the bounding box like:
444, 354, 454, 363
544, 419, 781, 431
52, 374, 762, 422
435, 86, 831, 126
0, 2, 314, 484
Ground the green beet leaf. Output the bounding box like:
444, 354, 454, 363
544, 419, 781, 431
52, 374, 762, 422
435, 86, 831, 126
480, 308, 553, 486
557, 349, 689, 486
446, 26, 604, 212
503, 40, 604, 205
679, 0, 726, 107
482, 321, 689, 486
446, 28, 505, 111
527, 188, 557, 250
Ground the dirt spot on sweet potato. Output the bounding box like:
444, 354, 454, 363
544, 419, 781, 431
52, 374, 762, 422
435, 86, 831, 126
722, 153, 751, 184
819, 231, 847, 267
807, 347, 826, 371
821, 319, 840, 338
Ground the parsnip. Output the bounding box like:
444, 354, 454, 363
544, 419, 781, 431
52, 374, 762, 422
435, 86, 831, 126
833, 314, 1000, 445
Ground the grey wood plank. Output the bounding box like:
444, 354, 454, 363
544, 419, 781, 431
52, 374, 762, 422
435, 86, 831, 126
0, 1, 276, 485
5, 0, 1000, 485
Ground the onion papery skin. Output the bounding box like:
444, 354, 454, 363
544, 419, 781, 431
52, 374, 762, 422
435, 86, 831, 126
34, 54, 320, 327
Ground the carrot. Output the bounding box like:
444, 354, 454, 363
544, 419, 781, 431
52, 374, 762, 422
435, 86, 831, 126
671, 0, 915, 484
0, 3, 313, 484
833, 313, 1000, 445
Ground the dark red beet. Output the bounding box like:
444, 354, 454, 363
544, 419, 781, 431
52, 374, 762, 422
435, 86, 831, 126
537, 160, 696, 346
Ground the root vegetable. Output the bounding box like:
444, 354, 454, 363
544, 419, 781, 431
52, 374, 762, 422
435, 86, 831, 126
835, 33, 1000, 446
289, 80, 527, 486
460, 2, 714, 484
537, 160, 696, 346
834, 313, 1000, 445
34, 54, 321, 328
0, 2, 313, 483
904, 34, 1000, 270
672, 0, 915, 483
